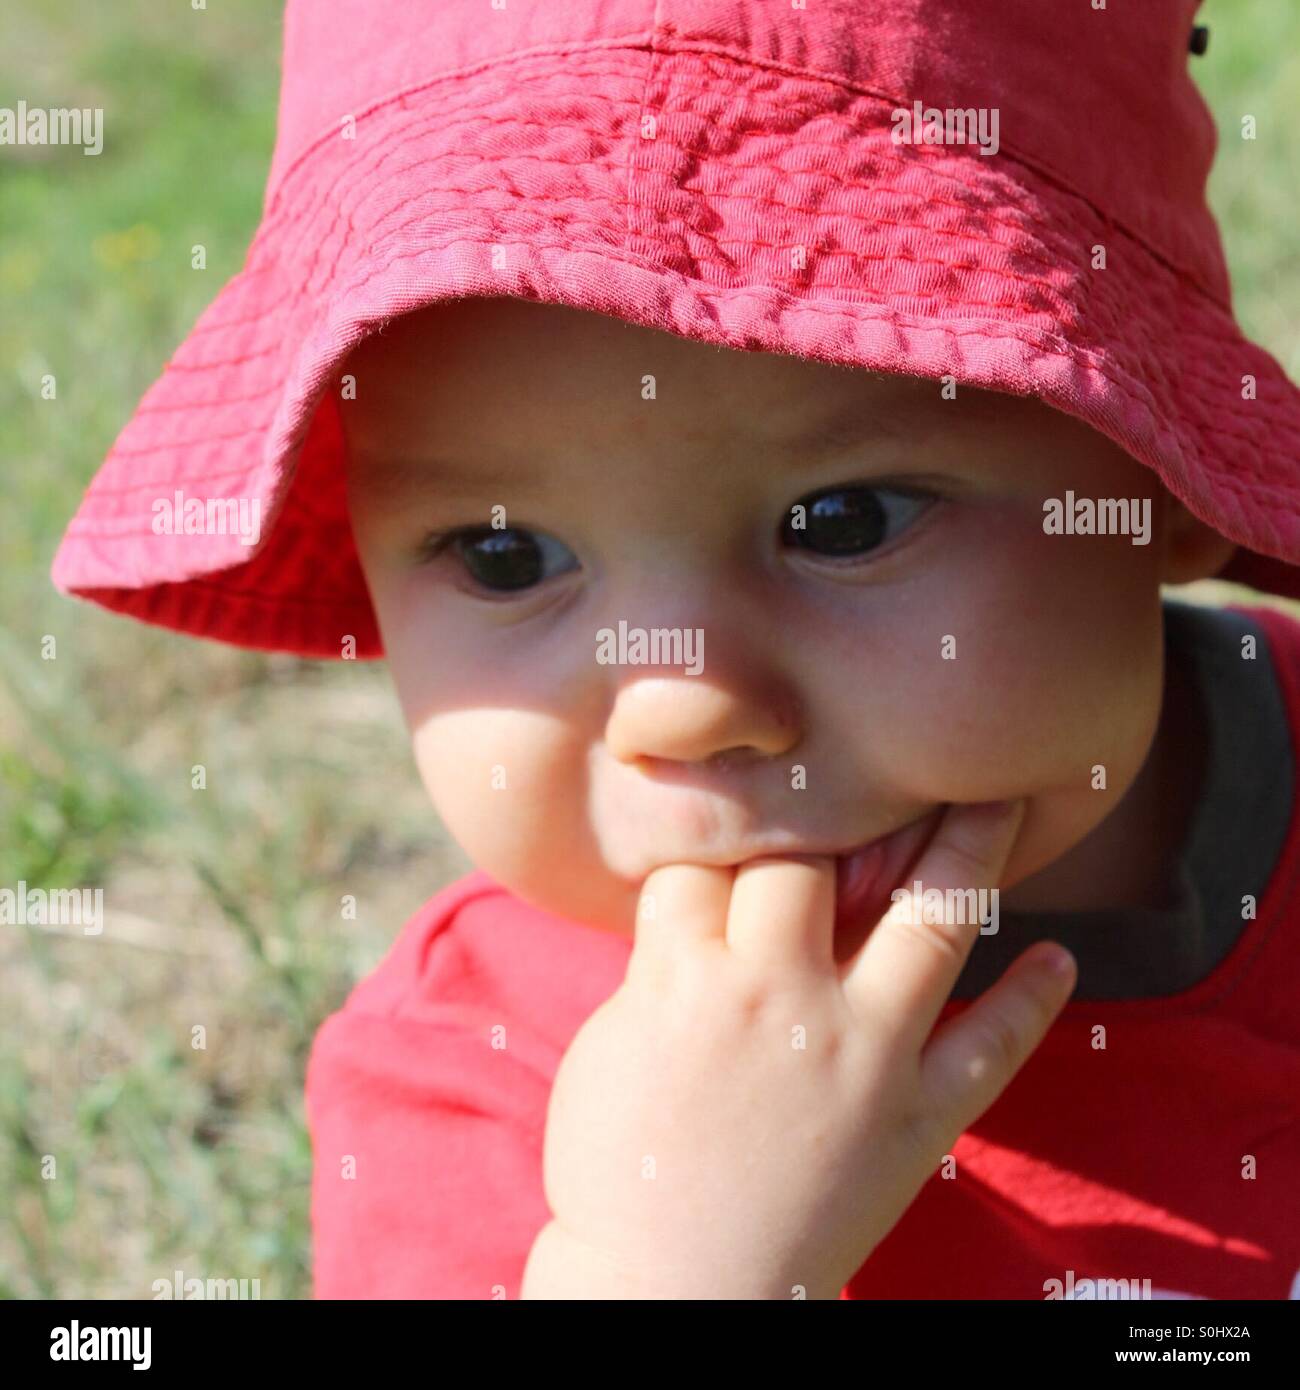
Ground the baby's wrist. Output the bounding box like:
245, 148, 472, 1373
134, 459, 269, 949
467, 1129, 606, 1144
521, 1219, 842, 1300
521, 1219, 657, 1299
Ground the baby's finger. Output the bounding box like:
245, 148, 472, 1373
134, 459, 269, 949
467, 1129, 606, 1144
725, 855, 836, 970
919, 941, 1077, 1133
632, 862, 734, 959
841, 799, 1026, 1049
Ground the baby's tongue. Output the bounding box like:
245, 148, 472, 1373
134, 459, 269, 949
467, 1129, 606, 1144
832, 809, 945, 959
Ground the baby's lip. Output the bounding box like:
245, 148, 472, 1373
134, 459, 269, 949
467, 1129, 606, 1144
646, 808, 943, 875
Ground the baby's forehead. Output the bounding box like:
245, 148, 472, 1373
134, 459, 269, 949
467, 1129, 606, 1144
341, 301, 1143, 522
355, 296, 918, 402
343, 298, 1044, 454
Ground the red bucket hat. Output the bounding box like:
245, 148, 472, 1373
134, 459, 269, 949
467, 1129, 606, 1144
52, 0, 1300, 658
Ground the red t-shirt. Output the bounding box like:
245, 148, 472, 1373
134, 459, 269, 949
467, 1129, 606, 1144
306, 605, 1300, 1299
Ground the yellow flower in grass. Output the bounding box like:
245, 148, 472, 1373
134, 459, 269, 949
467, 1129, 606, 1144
91, 223, 161, 270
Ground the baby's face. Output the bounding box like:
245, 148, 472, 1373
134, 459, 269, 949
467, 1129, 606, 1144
343, 297, 1195, 934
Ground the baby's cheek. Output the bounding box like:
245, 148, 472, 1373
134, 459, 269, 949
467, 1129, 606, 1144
862, 596, 1161, 806
410, 708, 600, 901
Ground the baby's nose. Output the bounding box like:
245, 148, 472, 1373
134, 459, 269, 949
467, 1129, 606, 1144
605, 677, 800, 766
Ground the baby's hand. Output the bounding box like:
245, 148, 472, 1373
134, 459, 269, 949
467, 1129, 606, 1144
523, 800, 1074, 1299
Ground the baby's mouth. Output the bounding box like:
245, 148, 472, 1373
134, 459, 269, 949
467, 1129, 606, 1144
628, 806, 947, 940
832, 806, 948, 946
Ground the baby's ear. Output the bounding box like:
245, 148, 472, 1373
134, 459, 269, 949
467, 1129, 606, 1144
1159, 489, 1238, 585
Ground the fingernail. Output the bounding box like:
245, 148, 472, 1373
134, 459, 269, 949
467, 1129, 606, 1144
1039, 945, 1076, 977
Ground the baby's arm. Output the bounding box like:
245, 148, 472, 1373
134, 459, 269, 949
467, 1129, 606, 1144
521, 800, 1076, 1299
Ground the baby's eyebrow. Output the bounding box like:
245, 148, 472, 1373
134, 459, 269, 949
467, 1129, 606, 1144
356, 451, 537, 504
783, 411, 908, 458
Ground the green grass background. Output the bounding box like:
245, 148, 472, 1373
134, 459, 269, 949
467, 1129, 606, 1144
0, 0, 1296, 1298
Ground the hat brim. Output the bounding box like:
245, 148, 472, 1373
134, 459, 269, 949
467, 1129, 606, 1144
52, 46, 1300, 657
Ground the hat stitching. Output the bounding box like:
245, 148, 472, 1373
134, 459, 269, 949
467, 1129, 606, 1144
230, 57, 1226, 322
262, 36, 1218, 302
167, 173, 1244, 379
263, 36, 657, 211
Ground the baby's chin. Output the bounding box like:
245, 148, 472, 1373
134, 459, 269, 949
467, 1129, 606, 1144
471, 859, 643, 937
991, 791, 1128, 913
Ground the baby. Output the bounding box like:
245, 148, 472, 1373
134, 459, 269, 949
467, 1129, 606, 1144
52, 1, 1300, 1299
334, 293, 1255, 1299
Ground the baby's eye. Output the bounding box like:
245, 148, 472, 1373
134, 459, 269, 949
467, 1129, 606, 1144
422, 525, 578, 592
780, 484, 935, 558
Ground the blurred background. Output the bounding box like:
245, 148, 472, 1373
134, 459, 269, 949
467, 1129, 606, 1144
1, 0, 1297, 1298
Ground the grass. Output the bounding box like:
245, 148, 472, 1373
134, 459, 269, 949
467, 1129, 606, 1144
0, 0, 1296, 1298
0, 0, 467, 1299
